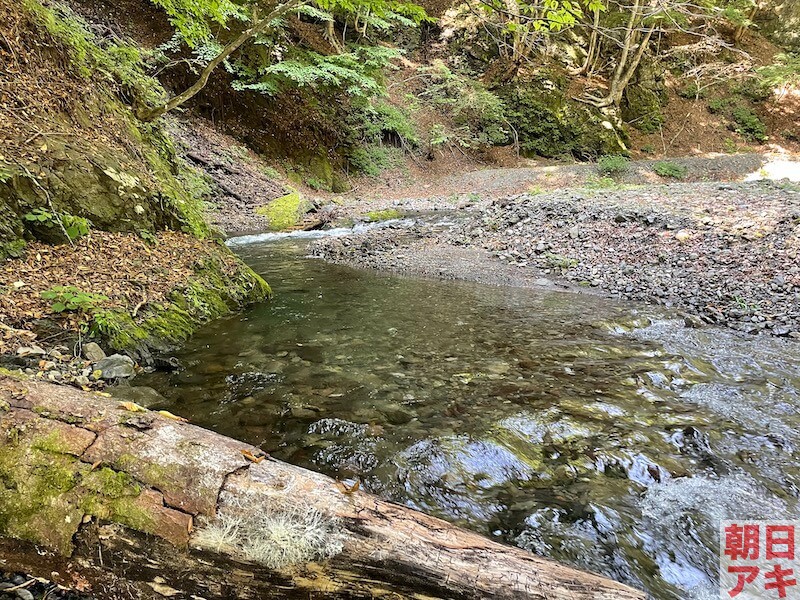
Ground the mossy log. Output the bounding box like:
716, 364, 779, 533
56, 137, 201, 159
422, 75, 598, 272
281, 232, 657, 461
0, 375, 644, 600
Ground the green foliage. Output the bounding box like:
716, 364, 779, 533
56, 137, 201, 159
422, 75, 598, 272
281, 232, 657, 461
0, 166, 13, 183
732, 78, 772, 103
150, 0, 428, 109
24, 209, 91, 241
678, 83, 705, 100
148, 0, 244, 47
61, 214, 91, 241
731, 107, 767, 142
233, 45, 402, 99
723, 138, 738, 153
718, 0, 756, 31
40, 286, 108, 314
347, 145, 404, 176
597, 155, 630, 176
758, 53, 800, 90
354, 100, 417, 146
261, 166, 282, 179
653, 161, 688, 179
416, 62, 509, 148
707, 97, 733, 113
585, 175, 617, 189
305, 176, 328, 191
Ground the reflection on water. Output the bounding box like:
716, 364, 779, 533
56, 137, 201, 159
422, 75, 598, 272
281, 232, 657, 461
140, 239, 800, 599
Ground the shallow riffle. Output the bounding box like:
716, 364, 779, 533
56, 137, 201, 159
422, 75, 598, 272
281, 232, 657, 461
139, 235, 800, 600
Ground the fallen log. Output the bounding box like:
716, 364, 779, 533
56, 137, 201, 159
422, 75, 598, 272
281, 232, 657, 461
0, 374, 645, 599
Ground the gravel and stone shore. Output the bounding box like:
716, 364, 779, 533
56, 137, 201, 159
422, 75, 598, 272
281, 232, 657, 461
0, 574, 92, 600
312, 180, 800, 337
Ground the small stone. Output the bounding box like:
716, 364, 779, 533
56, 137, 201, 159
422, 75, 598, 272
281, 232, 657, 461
381, 405, 414, 425
683, 314, 705, 329
675, 230, 691, 243
82, 342, 107, 362
74, 375, 91, 387
290, 406, 319, 420
17, 345, 46, 357
95, 354, 136, 379
15, 590, 34, 600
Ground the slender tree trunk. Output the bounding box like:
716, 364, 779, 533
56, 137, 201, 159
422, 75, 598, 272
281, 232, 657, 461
733, 5, 757, 43
611, 0, 641, 91
570, 7, 600, 76
608, 24, 653, 105
579, 0, 653, 109
584, 7, 600, 74
137, 1, 301, 122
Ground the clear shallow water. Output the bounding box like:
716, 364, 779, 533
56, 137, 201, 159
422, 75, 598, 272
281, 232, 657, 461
141, 237, 800, 600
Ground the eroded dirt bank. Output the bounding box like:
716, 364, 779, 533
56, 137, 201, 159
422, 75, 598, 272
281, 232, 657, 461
313, 179, 800, 337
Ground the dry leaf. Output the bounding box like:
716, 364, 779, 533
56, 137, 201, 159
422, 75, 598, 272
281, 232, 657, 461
158, 410, 188, 422
119, 401, 147, 413
241, 449, 266, 463
336, 479, 361, 495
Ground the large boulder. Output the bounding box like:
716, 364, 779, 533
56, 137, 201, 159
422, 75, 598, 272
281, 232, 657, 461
756, 0, 800, 51
500, 76, 628, 159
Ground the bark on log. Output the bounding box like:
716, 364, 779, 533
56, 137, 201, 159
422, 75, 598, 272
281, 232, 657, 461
0, 375, 645, 600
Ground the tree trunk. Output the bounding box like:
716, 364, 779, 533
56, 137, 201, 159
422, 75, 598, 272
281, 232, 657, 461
0, 375, 645, 600
137, 2, 301, 122
570, 7, 600, 76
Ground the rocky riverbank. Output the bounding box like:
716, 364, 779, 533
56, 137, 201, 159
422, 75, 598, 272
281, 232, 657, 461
312, 179, 800, 337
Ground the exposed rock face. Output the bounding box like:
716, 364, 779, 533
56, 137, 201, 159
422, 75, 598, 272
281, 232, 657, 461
756, 0, 800, 51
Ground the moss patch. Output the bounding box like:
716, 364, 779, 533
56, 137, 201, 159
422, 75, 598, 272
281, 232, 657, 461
90, 246, 271, 360
255, 191, 310, 231
364, 209, 402, 222
0, 427, 177, 554
499, 75, 627, 159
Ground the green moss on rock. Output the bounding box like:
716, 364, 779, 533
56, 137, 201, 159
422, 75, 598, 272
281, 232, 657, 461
500, 76, 627, 159
91, 247, 271, 360
256, 191, 310, 231
0, 429, 175, 554
0, 0, 211, 253
622, 87, 665, 133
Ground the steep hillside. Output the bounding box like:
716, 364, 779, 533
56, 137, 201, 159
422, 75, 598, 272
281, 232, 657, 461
0, 0, 270, 361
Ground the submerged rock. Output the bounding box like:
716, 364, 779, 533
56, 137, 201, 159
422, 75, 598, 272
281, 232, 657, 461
109, 385, 167, 408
